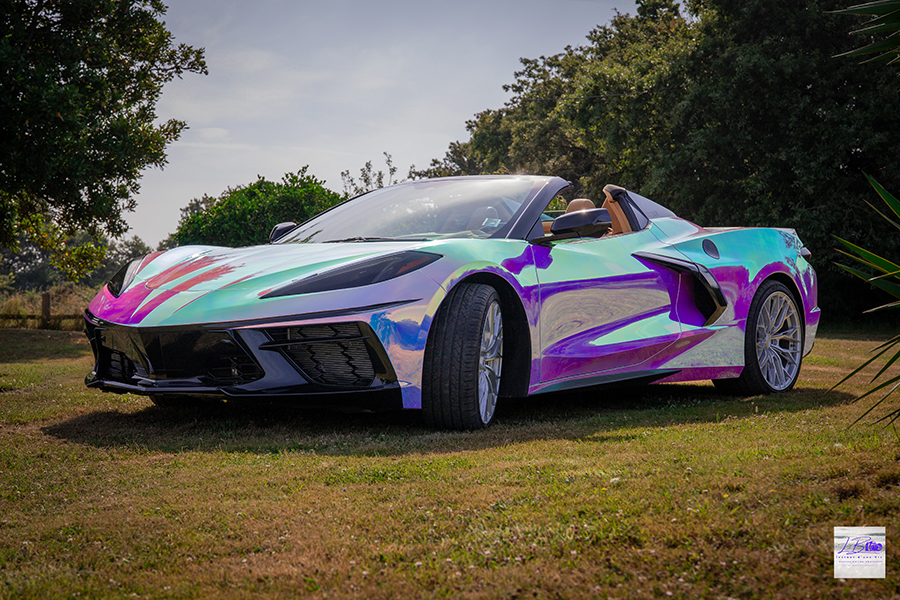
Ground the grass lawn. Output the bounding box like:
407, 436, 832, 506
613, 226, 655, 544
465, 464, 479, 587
0, 328, 898, 599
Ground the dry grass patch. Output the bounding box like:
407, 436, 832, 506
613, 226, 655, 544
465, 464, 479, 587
0, 328, 898, 599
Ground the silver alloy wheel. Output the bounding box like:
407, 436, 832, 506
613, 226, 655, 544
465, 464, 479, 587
755, 290, 802, 391
477, 299, 503, 424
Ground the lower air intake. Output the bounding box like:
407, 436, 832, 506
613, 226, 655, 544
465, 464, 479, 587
267, 323, 377, 388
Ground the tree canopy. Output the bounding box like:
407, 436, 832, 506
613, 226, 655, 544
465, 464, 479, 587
417, 0, 900, 315
0, 232, 151, 290
169, 168, 344, 248
0, 0, 206, 278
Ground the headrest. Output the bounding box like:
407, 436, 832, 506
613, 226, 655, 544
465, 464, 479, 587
565, 198, 595, 213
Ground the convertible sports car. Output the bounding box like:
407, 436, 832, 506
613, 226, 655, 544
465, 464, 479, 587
84, 175, 820, 429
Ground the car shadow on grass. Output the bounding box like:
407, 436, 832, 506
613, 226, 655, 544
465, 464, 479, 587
42, 383, 857, 456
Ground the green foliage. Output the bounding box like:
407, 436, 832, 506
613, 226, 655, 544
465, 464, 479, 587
0, 230, 151, 290
833, 0, 900, 68
421, 0, 900, 316
80, 235, 152, 288
0, 0, 207, 276
833, 176, 900, 424
0, 272, 14, 295
341, 152, 399, 196
171, 168, 344, 248
23, 218, 105, 281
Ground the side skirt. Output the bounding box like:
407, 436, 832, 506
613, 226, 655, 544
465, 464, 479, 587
531, 369, 681, 395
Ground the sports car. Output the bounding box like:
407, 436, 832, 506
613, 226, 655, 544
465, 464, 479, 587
84, 175, 820, 429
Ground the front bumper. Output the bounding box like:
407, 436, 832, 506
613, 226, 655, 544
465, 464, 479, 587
83, 310, 403, 409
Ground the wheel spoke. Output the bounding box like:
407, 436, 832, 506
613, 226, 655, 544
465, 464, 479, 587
478, 300, 503, 424
772, 344, 799, 367
770, 326, 800, 343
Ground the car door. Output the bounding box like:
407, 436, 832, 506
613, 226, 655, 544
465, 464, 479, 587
533, 227, 683, 385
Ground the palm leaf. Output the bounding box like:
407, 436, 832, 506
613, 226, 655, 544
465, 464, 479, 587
852, 376, 900, 425
867, 268, 900, 280
833, 1, 900, 72
830, 333, 900, 390
835, 262, 900, 299
862, 199, 900, 231
833, 0, 900, 16
863, 299, 900, 312
869, 341, 900, 381
834, 175, 900, 426
834, 247, 888, 273
864, 172, 900, 217
854, 21, 900, 35
836, 35, 900, 58
834, 236, 900, 274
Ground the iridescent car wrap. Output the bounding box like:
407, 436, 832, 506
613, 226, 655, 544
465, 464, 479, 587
84, 175, 819, 426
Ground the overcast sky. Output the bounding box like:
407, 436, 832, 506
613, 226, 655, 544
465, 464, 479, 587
130, 0, 637, 247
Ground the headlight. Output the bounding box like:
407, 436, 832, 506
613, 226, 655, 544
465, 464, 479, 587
261, 251, 441, 299
107, 258, 143, 297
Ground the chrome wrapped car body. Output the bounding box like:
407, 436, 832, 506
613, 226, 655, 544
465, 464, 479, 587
84, 175, 820, 428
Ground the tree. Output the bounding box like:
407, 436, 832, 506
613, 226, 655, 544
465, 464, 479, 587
422, 0, 900, 315
81, 234, 152, 288
156, 193, 217, 250
0, 231, 150, 290
170, 168, 344, 248
638, 0, 900, 316
340, 152, 399, 196
413, 1, 693, 195
0, 0, 207, 278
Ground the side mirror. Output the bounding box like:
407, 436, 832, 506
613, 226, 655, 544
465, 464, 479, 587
269, 221, 297, 243
550, 208, 611, 236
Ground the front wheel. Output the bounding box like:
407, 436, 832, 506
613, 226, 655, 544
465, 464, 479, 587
422, 283, 503, 430
713, 280, 803, 395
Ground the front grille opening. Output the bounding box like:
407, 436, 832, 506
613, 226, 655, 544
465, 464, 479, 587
266, 323, 379, 388
202, 354, 265, 385
108, 349, 138, 380
268, 322, 362, 342
92, 327, 265, 387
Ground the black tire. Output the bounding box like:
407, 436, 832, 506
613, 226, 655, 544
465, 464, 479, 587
422, 283, 503, 430
713, 280, 804, 395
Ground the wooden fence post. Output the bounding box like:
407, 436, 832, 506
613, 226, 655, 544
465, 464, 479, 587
41, 292, 50, 329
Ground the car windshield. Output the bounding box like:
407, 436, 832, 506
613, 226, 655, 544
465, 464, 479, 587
278, 177, 541, 244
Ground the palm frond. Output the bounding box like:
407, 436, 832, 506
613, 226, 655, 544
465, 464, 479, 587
864, 172, 900, 218
835, 262, 900, 299
830, 333, 900, 391
834, 236, 900, 275
834, 175, 900, 426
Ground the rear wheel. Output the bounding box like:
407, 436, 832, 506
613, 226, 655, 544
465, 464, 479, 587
713, 280, 803, 395
422, 283, 503, 430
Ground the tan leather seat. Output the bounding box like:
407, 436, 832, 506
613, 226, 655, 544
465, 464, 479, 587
600, 189, 632, 235
542, 198, 595, 234
565, 198, 595, 213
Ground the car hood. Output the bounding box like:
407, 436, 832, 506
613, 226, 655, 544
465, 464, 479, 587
88, 241, 441, 327
135, 242, 427, 293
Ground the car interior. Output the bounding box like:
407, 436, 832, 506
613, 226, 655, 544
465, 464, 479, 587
541, 185, 648, 238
